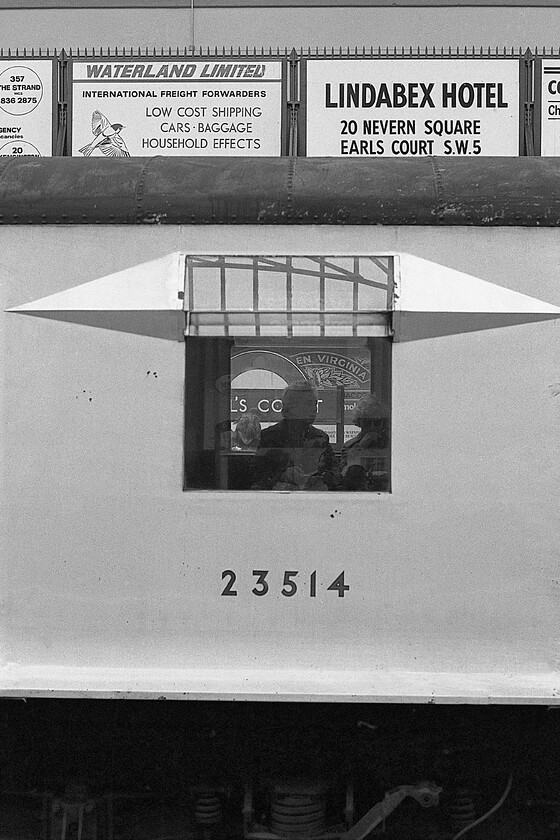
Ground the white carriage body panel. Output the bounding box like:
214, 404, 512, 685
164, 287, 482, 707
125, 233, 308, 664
1, 224, 559, 701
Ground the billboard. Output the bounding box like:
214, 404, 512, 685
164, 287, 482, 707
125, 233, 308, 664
69, 56, 285, 157
537, 59, 560, 156
303, 58, 521, 157
0, 57, 56, 156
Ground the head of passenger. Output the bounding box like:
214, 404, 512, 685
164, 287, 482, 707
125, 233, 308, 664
342, 464, 368, 491
281, 381, 319, 425
353, 395, 388, 445
234, 412, 261, 447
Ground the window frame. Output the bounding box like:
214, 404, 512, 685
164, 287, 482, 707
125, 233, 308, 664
183, 333, 392, 492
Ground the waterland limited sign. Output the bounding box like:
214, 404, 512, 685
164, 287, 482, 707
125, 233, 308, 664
70, 58, 283, 156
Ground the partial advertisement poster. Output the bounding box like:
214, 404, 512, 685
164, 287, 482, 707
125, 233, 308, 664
0, 58, 56, 156
537, 59, 560, 155
304, 58, 520, 157
70, 57, 285, 157
231, 344, 371, 444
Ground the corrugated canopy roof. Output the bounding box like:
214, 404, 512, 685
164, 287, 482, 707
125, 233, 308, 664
1, 157, 560, 226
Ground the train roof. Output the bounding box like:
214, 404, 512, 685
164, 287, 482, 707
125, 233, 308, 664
0, 156, 559, 226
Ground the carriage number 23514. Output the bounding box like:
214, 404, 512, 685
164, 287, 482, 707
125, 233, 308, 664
221, 570, 349, 598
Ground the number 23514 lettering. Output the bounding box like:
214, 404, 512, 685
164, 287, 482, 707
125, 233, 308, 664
221, 570, 349, 598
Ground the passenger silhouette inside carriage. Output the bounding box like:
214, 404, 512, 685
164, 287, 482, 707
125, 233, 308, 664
340, 394, 389, 492
231, 412, 262, 451
251, 381, 337, 491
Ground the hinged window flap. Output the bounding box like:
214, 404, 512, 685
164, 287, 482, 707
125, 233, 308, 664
183, 255, 393, 337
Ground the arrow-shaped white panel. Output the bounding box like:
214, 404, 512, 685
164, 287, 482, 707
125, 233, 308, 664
7, 252, 186, 341
394, 254, 560, 341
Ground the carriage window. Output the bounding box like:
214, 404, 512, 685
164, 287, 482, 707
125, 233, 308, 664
183, 256, 392, 491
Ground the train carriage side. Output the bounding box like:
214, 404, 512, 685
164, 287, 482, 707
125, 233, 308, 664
0, 156, 559, 703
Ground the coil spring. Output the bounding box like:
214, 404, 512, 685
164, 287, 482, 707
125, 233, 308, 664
194, 789, 222, 826
270, 789, 326, 838
449, 789, 476, 832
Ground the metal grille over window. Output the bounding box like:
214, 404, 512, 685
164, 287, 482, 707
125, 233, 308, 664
184, 256, 393, 338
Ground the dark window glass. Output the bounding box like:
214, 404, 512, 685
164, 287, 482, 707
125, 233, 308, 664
184, 337, 391, 491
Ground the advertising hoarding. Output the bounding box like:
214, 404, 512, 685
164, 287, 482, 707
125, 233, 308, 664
537, 59, 560, 156
70, 57, 285, 157
304, 58, 520, 157
0, 58, 56, 156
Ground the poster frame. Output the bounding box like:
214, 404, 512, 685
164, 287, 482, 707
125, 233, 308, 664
0, 53, 58, 157
532, 55, 560, 157
299, 52, 525, 158
66, 51, 289, 158
534, 57, 542, 155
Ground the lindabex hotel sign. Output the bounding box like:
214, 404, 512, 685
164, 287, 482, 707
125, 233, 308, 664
305, 58, 520, 156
